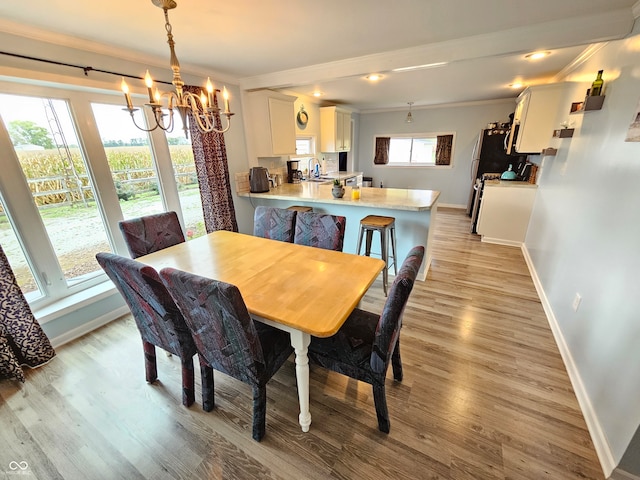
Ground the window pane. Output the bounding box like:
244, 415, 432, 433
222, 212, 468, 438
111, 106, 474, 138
92, 103, 164, 219
411, 138, 437, 164
0, 195, 42, 299
165, 130, 206, 240
388, 138, 412, 163
0, 94, 112, 287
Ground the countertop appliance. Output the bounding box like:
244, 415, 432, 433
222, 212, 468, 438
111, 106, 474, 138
287, 160, 301, 183
249, 167, 270, 193
466, 128, 528, 224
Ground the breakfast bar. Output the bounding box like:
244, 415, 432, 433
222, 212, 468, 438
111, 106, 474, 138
239, 183, 440, 281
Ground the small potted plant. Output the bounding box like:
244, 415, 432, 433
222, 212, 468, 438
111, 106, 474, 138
331, 178, 345, 198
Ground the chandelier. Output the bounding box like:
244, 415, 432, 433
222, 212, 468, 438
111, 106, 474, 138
120, 0, 233, 137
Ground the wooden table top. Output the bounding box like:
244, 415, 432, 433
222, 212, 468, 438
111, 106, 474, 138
138, 231, 385, 337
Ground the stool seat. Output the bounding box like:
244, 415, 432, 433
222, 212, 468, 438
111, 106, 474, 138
357, 215, 397, 296
360, 215, 395, 229
287, 205, 313, 212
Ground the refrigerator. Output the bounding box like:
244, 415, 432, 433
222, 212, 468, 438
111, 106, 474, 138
466, 128, 528, 216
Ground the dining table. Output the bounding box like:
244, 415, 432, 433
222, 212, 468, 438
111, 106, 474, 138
137, 230, 385, 432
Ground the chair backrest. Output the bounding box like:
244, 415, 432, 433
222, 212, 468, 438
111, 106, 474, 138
119, 211, 185, 258
159, 267, 265, 386
293, 211, 346, 251
370, 246, 425, 374
253, 206, 296, 243
95, 252, 195, 358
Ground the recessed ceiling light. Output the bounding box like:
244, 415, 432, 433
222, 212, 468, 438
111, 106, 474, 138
510, 82, 524, 89
525, 51, 551, 60
365, 74, 383, 82
312, 91, 324, 97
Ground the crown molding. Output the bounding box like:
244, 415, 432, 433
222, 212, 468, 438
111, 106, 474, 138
633, 1, 640, 19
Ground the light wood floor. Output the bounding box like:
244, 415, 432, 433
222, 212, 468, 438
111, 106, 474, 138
0, 208, 604, 480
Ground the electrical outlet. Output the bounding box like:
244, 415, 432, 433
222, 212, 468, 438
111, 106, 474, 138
572, 293, 582, 312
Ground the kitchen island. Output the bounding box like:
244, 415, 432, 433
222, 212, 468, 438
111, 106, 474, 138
238, 183, 440, 281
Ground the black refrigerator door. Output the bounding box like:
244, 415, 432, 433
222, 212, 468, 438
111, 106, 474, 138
476, 130, 523, 177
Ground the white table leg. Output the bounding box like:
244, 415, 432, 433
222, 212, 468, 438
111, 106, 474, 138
289, 329, 312, 432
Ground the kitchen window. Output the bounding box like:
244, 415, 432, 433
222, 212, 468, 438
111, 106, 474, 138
374, 133, 454, 166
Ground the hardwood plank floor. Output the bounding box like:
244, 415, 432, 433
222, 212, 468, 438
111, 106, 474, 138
0, 208, 604, 479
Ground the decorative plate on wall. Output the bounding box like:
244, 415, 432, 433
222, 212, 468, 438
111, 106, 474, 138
297, 105, 308, 127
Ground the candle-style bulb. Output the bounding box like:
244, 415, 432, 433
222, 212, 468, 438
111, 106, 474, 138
144, 70, 153, 88
200, 91, 208, 108
223, 86, 230, 113
206, 77, 214, 94
154, 88, 161, 103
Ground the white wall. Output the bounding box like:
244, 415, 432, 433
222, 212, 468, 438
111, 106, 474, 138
524, 22, 640, 477
356, 100, 516, 206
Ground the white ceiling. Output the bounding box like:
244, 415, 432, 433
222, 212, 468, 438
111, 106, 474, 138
0, 0, 638, 111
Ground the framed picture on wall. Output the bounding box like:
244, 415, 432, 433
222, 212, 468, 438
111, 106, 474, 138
625, 98, 640, 142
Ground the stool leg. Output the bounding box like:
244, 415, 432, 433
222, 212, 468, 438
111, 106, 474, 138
365, 230, 373, 257
390, 226, 398, 275
357, 226, 365, 255
381, 228, 388, 296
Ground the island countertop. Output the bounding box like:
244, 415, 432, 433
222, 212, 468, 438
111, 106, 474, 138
238, 183, 440, 212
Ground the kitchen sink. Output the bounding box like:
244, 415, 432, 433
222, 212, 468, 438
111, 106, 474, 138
305, 178, 331, 183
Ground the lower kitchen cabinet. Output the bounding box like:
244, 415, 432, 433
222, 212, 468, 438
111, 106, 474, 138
476, 181, 537, 246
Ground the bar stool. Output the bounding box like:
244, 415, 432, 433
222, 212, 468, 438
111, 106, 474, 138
287, 205, 313, 212
356, 215, 397, 295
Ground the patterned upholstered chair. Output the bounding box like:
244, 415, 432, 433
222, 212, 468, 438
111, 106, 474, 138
293, 211, 347, 251
307, 246, 425, 433
119, 211, 185, 259
96, 252, 207, 408
159, 267, 294, 441
253, 206, 297, 243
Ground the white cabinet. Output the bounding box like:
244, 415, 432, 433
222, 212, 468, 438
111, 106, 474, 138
320, 106, 351, 152
477, 182, 537, 246
506, 84, 566, 154
244, 90, 296, 158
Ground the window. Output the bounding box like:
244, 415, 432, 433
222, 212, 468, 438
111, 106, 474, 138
295, 136, 315, 155
0, 85, 199, 311
374, 133, 455, 166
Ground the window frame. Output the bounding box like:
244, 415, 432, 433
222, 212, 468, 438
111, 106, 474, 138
373, 132, 456, 168
0, 80, 185, 312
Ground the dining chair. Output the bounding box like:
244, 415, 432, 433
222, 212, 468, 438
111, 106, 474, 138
253, 206, 297, 243
307, 245, 425, 433
159, 267, 294, 441
119, 211, 185, 259
96, 252, 209, 408
293, 211, 346, 251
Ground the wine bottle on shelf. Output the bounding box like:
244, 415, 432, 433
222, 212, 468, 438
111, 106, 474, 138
590, 70, 604, 96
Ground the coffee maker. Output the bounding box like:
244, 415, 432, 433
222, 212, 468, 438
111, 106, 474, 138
287, 160, 301, 183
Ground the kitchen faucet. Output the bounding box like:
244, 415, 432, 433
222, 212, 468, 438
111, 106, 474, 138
308, 157, 320, 178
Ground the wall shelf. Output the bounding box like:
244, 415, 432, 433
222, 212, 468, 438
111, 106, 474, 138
570, 95, 605, 114
553, 128, 574, 138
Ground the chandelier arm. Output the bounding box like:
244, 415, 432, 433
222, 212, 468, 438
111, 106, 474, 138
127, 109, 161, 133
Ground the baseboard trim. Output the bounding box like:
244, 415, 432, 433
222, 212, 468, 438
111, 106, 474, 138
49, 306, 129, 348
610, 468, 640, 480
521, 243, 615, 478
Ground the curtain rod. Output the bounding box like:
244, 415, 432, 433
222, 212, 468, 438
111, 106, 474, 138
0, 50, 172, 85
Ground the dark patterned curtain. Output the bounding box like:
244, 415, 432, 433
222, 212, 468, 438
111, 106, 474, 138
0, 245, 55, 382
435, 134, 453, 165
374, 137, 390, 165
184, 85, 238, 233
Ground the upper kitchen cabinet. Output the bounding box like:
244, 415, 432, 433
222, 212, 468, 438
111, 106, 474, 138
244, 90, 297, 158
320, 106, 351, 152
506, 84, 567, 155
